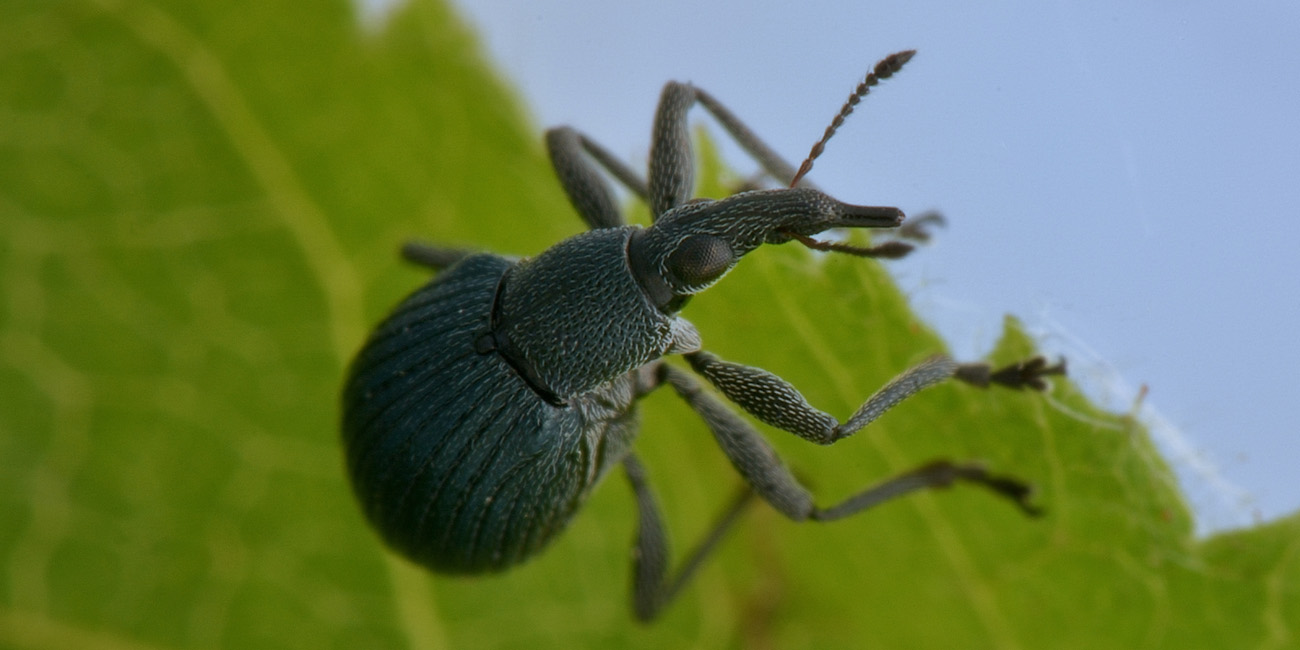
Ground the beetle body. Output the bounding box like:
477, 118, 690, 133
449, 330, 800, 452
342, 52, 1061, 620
342, 250, 644, 573
341, 192, 849, 572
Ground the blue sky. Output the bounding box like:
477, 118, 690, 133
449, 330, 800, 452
364, 0, 1300, 533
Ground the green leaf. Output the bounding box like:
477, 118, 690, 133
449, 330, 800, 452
1, 1, 1296, 648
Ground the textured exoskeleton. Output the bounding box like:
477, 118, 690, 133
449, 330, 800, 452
342, 51, 1063, 621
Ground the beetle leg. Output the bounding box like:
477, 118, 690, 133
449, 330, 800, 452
398, 241, 476, 271
684, 352, 950, 444
649, 82, 810, 217
546, 126, 648, 230
685, 351, 1061, 444
622, 453, 753, 622
663, 357, 1052, 519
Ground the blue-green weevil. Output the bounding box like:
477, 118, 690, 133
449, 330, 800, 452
341, 51, 1064, 621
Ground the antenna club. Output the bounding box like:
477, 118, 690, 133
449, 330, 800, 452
788, 49, 918, 188
877, 50, 916, 79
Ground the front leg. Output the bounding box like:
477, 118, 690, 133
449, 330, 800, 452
546, 126, 648, 230
660, 364, 1042, 521
399, 241, 476, 271
685, 351, 1063, 444
648, 82, 809, 217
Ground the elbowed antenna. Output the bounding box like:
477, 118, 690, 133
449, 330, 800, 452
789, 50, 917, 188
781, 232, 915, 260
778, 200, 912, 259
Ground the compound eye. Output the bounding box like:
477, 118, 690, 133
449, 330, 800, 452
666, 234, 733, 289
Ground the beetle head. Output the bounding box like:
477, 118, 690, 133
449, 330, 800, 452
628, 187, 902, 312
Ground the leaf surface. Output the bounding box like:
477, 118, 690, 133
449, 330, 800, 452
1, 1, 1296, 648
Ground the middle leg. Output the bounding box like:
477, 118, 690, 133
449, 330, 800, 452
622, 453, 754, 622
660, 359, 1049, 521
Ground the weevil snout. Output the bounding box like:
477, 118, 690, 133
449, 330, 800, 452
628, 187, 904, 310
803, 200, 905, 232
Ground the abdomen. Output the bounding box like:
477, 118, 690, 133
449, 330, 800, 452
342, 255, 603, 573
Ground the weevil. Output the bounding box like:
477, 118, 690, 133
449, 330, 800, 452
341, 50, 1064, 621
